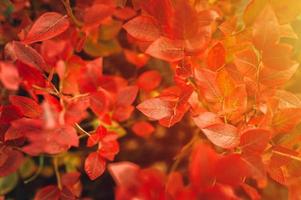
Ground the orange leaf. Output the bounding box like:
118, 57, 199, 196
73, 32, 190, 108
272, 108, 301, 133
271, 0, 301, 24
243, 0, 268, 26
262, 43, 295, 70
260, 63, 298, 87
206, 42, 226, 71
252, 5, 279, 50
233, 47, 259, 79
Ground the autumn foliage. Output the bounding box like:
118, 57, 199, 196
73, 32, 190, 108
1, 0, 301, 199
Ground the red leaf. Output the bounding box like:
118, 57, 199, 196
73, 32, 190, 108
98, 138, 119, 161
87, 126, 107, 147
18, 119, 78, 155
189, 143, 218, 190
116, 85, 138, 106
61, 172, 82, 197
89, 89, 110, 117
192, 112, 223, 129
84, 152, 106, 180
108, 161, 139, 186
61, 172, 81, 187
0, 62, 20, 90
5, 118, 42, 141
60, 186, 76, 200
0, 147, 24, 177
84, 4, 115, 29
124, 50, 149, 68
113, 105, 135, 122
79, 58, 103, 93
17, 62, 46, 88
34, 185, 60, 200
241, 153, 266, 182
169, 0, 200, 40
131, 121, 155, 137
268, 167, 287, 185
206, 42, 226, 71
141, 0, 172, 27
0, 105, 22, 124
114, 7, 136, 20
215, 154, 249, 186
202, 123, 239, 149
158, 86, 192, 127
64, 96, 90, 125
22, 12, 70, 44
123, 16, 161, 42
166, 172, 184, 198
5, 41, 49, 71
52, 125, 79, 149
9, 95, 42, 118
137, 98, 172, 120
87, 133, 102, 147
146, 37, 184, 62
137, 70, 162, 91
194, 68, 221, 102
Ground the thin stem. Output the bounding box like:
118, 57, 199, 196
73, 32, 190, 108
53, 156, 62, 190
24, 156, 44, 184
48, 67, 55, 82
187, 77, 210, 111
272, 150, 301, 162
75, 123, 92, 137
169, 133, 199, 172
69, 93, 90, 101
32, 85, 60, 97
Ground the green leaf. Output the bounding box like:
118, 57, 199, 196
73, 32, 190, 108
84, 38, 121, 57
99, 20, 122, 41
18, 157, 37, 179
0, 173, 18, 195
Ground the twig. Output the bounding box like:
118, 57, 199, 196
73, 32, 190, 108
60, 0, 83, 27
